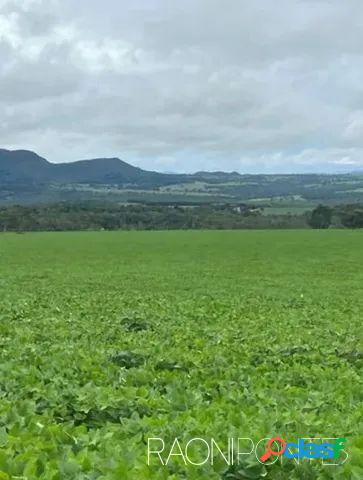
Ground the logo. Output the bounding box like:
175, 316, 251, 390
147, 436, 348, 466
260, 436, 347, 462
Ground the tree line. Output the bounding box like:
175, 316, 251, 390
0, 202, 307, 231
0, 202, 361, 232
308, 204, 363, 229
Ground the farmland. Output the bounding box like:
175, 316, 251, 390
0, 230, 362, 479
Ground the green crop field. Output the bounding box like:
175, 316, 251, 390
0, 231, 362, 479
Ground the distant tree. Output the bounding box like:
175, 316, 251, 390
308, 205, 333, 229
339, 206, 363, 228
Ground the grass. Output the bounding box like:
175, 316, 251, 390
0, 230, 362, 479
261, 206, 312, 216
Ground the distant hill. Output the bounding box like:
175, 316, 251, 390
0, 149, 177, 185
1, 148, 363, 206
0, 149, 52, 182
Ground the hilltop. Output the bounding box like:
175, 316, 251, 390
1, 148, 363, 208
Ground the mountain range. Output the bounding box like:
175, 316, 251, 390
0, 148, 177, 185
0, 149, 241, 186
1, 148, 363, 207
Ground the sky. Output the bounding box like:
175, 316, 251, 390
1, 0, 363, 173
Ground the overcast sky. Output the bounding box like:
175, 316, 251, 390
1, 0, 363, 173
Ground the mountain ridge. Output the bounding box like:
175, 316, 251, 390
1, 148, 363, 206
0, 148, 248, 180
0, 149, 147, 183
0, 148, 245, 188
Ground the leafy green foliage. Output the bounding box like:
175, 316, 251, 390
0, 230, 362, 479
309, 204, 363, 229
308, 205, 333, 229
0, 202, 309, 231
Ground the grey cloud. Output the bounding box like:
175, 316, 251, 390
0, 0, 363, 172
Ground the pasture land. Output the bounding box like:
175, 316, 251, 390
0, 231, 362, 479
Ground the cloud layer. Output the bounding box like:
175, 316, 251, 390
1, 0, 363, 173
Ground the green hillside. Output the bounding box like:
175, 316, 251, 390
1, 149, 363, 206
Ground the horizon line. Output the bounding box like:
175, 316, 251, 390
1, 147, 362, 177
